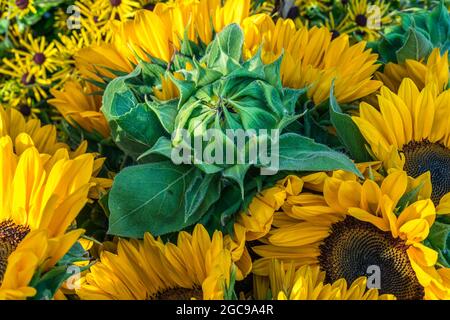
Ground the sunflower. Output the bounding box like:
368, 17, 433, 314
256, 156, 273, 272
242, 14, 382, 104
0, 229, 84, 300
252, 170, 450, 300
0, 106, 79, 156
77, 224, 251, 300
353, 78, 450, 209
376, 48, 449, 93
0, 106, 111, 199
49, 80, 110, 138
74, 44, 133, 84
0, 135, 96, 299
254, 259, 396, 300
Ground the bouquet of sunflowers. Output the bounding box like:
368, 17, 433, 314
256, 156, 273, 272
0, 0, 449, 301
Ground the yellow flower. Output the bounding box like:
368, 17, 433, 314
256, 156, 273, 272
252, 170, 450, 300
0, 229, 84, 300
377, 48, 449, 93
0, 54, 49, 102
342, 0, 392, 41
254, 259, 395, 300
353, 78, 450, 209
242, 14, 382, 104
74, 44, 133, 84
9, 0, 37, 19
0, 135, 96, 299
92, 0, 141, 22
12, 34, 63, 81
49, 80, 110, 138
152, 74, 181, 101
0, 106, 79, 156
0, 106, 111, 199
77, 224, 250, 300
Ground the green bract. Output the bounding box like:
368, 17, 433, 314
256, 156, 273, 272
372, 0, 450, 64
103, 24, 360, 238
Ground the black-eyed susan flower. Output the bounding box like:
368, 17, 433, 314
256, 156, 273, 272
91, 0, 141, 22
12, 34, 63, 81
254, 259, 396, 300
252, 170, 450, 300
0, 54, 49, 102
9, 0, 37, 19
341, 0, 392, 41
0, 135, 97, 299
77, 224, 250, 300
353, 78, 450, 208
242, 14, 382, 104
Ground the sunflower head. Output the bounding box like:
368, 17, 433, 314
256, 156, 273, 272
255, 259, 396, 300
77, 224, 247, 300
253, 170, 450, 300
353, 78, 450, 206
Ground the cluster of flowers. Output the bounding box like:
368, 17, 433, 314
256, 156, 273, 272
0, 0, 449, 300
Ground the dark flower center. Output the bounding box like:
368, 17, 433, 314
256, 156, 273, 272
286, 6, 300, 20
19, 104, 31, 116
33, 53, 46, 65
319, 217, 424, 300
153, 287, 203, 300
331, 30, 340, 40
109, 0, 121, 7
21, 73, 35, 86
355, 14, 368, 27
15, 0, 29, 10
0, 220, 30, 284
143, 3, 155, 11
402, 140, 450, 206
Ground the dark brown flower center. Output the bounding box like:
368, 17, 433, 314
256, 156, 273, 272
402, 140, 450, 206
319, 217, 424, 300
109, 0, 121, 7
152, 287, 203, 300
0, 220, 30, 284
355, 14, 368, 27
21, 73, 35, 86
19, 104, 31, 116
15, 0, 28, 10
33, 53, 46, 65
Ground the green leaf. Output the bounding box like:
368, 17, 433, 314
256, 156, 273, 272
108, 162, 211, 237
222, 164, 250, 199
56, 242, 89, 266
102, 66, 166, 158
329, 84, 372, 162
206, 23, 244, 67
396, 181, 424, 214
137, 136, 173, 162
396, 27, 433, 63
427, 1, 450, 47
275, 133, 362, 177
427, 220, 450, 267
146, 97, 178, 134
184, 174, 222, 223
